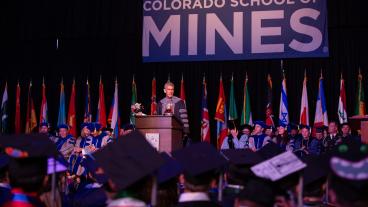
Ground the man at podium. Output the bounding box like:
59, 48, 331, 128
157, 81, 190, 135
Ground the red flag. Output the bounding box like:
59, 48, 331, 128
150, 77, 157, 115
299, 71, 309, 125
15, 82, 21, 134
97, 77, 107, 127
25, 81, 37, 133
39, 78, 48, 124
201, 76, 210, 143
215, 76, 228, 149
265, 74, 274, 126
180, 74, 186, 104
68, 79, 77, 137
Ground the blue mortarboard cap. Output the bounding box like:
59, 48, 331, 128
81, 122, 90, 129
57, 124, 69, 130
288, 123, 298, 131
157, 152, 183, 184
0, 154, 9, 168
88, 122, 101, 132
299, 125, 310, 130
277, 123, 288, 128
315, 127, 324, 133
221, 149, 263, 166
253, 121, 266, 129
39, 122, 49, 127
94, 131, 164, 190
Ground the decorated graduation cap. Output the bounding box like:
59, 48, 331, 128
253, 121, 267, 129
157, 152, 183, 184
93, 131, 163, 190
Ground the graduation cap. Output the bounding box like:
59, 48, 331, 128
81, 154, 109, 184
221, 149, 263, 166
81, 122, 90, 129
93, 131, 163, 190
102, 127, 113, 133
0, 154, 9, 169
301, 155, 329, 186
89, 122, 102, 132
239, 124, 253, 131
39, 122, 50, 128
57, 124, 69, 130
299, 124, 310, 130
315, 127, 324, 133
157, 152, 183, 184
288, 123, 299, 131
257, 142, 284, 160
253, 121, 267, 129
236, 178, 275, 207
276, 122, 288, 129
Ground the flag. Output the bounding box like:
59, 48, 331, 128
279, 74, 289, 125
313, 72, 328, 128
228, 75, 238, 120
15, 82, 21, 134
215, 76, 228, 149
338, 74, 348, 123
180, 74, 186, 104
241, 73, 253, 126
151, 77, 157, 115
57, 79, 66, 126
354, 69, 366, 115
130, 76, 137, 124
39, 78, 48, 124
25, 81, 37, 133
68, 79, 77, 137
84, 79, 92, 122
110, 79, 119, 138
265, 74, 274, 126
299, 71, 309, 126
96, 76, 107, 127
201, 75, 210, 143
1, 82, 8, 133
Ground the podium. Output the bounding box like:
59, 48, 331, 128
348, 115, 368, 144
135, 115, 183, 152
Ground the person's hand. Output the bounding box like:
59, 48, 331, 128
74, 147, 82, 153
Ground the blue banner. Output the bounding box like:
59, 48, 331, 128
142, 0, 328, 62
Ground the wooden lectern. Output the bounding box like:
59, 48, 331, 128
348, 115, 368, 144
135, 115, 183, 152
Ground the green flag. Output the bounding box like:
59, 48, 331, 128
241, 74, 253, 125
130, 76, 137, 124
355, 69, 366, 115
228, 75, 238, 120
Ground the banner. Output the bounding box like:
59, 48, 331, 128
142, 0, 328, 62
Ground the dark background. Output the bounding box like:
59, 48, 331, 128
0, 0, 367, 144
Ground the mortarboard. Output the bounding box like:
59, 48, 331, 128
299, 124, 310, 130
57, 124, 69, 130
257, 142, 284, 161
301, 155, 329, 186
89, 122, 102, 132
239, 124, 253, 131
93, 131, 163, 190
80, 122, 90, 129
288, 123, 299, 131
39, 122, 49, 127
221, 149, 263, 166
236, 178, 275, 207
0, 154, 9, 169
315, 127, 324, 133
276, 123, 288, 129
172, 142, 227, 187
81, 154, 109, 184
253, 121, 267, 129
157, 152, 183, 184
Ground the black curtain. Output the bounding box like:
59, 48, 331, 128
0, 0, 367, 144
